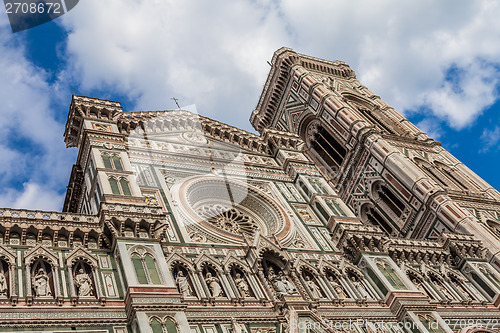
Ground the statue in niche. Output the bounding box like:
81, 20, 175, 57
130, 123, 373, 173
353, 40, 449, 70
33, 268, 51, 297
231, 318, 247, 333
273, 272, 298, 296
234, 272, 250, 297
411, 278, 428, 296
328, 276, 346, 298
351, 276, 369, 299
75, 268, 93, 297
436, 281, 454, 300
175, 271, 193, 297
205, 272, 222, 297
304, 275, 322, 299
267, 267, 277, 281
0, 271, 7, 296
451, 278, 473, 301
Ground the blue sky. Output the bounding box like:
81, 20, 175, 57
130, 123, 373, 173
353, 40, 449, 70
0, 0, 499, 211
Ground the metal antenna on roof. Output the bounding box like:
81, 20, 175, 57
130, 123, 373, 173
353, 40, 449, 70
171, 97, 181, 109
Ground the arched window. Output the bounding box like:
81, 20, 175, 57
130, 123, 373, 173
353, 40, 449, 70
366, 207, 393, 234
325, 199, 347, 217
376, 262, 406, 290
150, 317, 163, 333
441, 168, 469, 190
480, 267, 500, 291
109, 178, 120, 195
378, 184, 405, 217
102, 154, 113, 169
150, 317, 178, 333
112, 156, 123, 170
131, 252, 162, 285
120, 178, 131, 196
309, 124, 347, 171
108, 177, 132, 196
359, 108, 398, 135
102, 153, 123, 170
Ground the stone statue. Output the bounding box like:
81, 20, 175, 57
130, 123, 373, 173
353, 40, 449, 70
33, 268, 51, 297
231, 318, 247, 333
412, 278, 428, 296
304, 275, 322, 299
351, 276, 369, 299
0, 271, 7, 296
437, 282, 454, 300
205, 272, 222, 297
175, 271, 192, 297
329, 276, 346, 298
75, 268, 93, 297
273, 272, 298, 296
267, 267, 277, 281
234, 273, 250, 297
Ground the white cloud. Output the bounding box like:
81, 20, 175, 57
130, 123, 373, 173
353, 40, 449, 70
0, 22, 75, 210
0, 182, 65, 211
415, 118, 443, 141
60, 0, 290, 131
2, 0, 500, 211
481, 126, 500, 152
57, 0, 500, 132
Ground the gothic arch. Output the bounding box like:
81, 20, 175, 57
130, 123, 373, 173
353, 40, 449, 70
24, 244, 59, 268
359, 202, 394, 236
149, 315, 179, 333
402, 265, 425, 282
24, 245, 61, 302
222, 256, 251, 274
319, 262, 345, 279
294, 259, 320, 277
166, 253, 195, 272
302, 119, 348, 175
343, 264, 364, 280
129, 245, 163, 285
194, 254, 223, 273
370, 180, 405, 219
66, 247, 99, 269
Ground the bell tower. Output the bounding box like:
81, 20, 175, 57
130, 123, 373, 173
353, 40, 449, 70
251, 48, 500, 270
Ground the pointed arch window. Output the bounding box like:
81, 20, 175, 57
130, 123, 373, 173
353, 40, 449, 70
367, 208, 393, 234
441, 168, 469, 190
150, 317, 178, 333
378, 184, 405, 217
309, 124, 347, 171
108, 177, 132, 196
150, 318, 163, 333
120, 178, 131, 196
325, 199, 347, 217
102, 152, 123, 171
131, 252, 162, 285
109, 178, 120, 195
376, 262, 406, 290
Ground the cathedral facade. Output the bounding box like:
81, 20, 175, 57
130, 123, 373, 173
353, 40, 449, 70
0, 48, 499, 332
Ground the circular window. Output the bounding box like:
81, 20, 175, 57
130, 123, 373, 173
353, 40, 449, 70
176, 176, 291, 244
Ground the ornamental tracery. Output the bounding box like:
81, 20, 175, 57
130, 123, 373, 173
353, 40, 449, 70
173, 176, 293, 245
196, 204, 258, 236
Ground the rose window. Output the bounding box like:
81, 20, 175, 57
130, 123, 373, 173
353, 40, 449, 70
196, 204, 258, 236
174, 176, 293, 244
